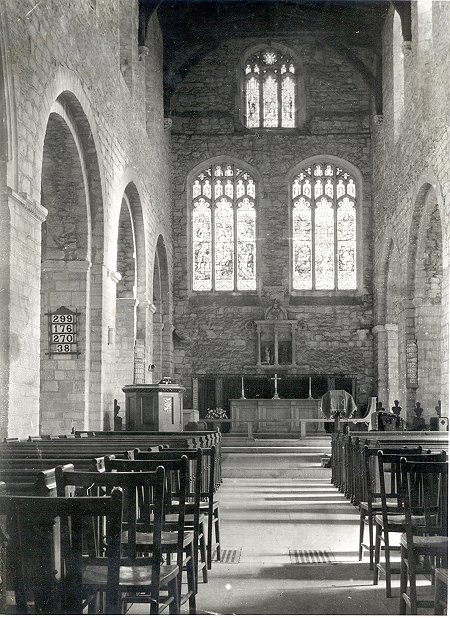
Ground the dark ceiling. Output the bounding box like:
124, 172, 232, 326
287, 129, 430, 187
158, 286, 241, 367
139, 0, 391, 112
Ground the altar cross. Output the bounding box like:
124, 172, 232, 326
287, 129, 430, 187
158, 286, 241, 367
271, 373, 281, 399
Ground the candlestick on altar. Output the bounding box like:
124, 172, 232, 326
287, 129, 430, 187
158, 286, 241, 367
308, 376, 312, 399
240, 376, 246, 399
271, 373, 281, 399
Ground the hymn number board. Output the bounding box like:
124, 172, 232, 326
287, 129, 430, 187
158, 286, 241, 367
47, 306, 80, 356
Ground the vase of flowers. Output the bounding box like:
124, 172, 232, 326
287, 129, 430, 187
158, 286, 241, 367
205, 407, 228, 433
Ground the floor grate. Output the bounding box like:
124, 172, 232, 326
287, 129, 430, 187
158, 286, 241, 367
289, 549, 336, 564
212, 548, 242, 563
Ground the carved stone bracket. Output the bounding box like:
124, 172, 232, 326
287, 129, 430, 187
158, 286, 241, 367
7, 187, 47, 223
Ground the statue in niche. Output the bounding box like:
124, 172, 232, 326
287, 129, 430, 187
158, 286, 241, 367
262, 345, 273, 364
265, 300, 288, 321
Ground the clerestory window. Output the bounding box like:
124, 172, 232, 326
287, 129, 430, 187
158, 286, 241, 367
244, 48, 297, 129
292, 162, 358, 291
191, 163, 257, 292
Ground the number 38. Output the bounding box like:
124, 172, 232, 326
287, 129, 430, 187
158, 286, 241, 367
56, 344, 71, 353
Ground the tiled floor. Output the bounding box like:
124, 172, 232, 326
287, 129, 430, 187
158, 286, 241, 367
130, 475, 438, 615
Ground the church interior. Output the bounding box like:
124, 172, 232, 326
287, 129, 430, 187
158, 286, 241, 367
0, 0, 448, 615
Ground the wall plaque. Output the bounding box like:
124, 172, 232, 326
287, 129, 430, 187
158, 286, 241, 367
406, 339, 418, 388
47, 306, 80, 356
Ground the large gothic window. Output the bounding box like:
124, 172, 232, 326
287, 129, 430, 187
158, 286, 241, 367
192, 163, 257, 291
244, 48, 296, 129
292, 162, 357, 291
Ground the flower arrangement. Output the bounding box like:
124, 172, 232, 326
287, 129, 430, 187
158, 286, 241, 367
205, 407, 228, 420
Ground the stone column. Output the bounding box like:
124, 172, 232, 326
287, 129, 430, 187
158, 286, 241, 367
274, 326, 279, 365
256, 324, 261, 365
5, 189, 47, 438
385, 323, 399, 408
291, 323, 297, 365
372, 325, 389, 407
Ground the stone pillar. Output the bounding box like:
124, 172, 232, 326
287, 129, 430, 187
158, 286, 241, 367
5, 189, 47, 438
256, 324, 261, 365
385, 323, 399, 409
274, 327, 279, 365
192, 377, 199, 411
372, 325, 388, 406
291, 323, 297, 365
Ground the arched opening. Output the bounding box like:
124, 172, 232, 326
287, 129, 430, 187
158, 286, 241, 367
112, 182, 147, 427
39, 93, 103, 434
152, 235, 171, 381
115, 194, 137, 411
407, 185, 444, 423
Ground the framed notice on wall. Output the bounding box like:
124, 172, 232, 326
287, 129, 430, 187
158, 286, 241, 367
46, 306, 80, 356
406, 339, 418, 388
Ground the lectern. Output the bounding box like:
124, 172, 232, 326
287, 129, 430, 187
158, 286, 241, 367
122, 383, 185, 431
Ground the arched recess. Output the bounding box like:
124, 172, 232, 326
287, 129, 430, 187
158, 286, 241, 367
114, 182, 147, 414
39, 92, 103, 434
152, 235, 172, 382
406, 183, 445, 421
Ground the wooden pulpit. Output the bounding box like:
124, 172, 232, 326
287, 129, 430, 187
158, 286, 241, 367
122, 383, 185, 431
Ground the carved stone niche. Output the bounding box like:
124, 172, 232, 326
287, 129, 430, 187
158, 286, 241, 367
254, 301, 298, 368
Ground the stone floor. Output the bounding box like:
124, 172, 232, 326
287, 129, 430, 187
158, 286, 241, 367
129, 475, 438, 615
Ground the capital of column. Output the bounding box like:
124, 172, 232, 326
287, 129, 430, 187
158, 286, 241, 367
384, 323, 398, 332
372, 324, 386, 335
8, 187, 47, 223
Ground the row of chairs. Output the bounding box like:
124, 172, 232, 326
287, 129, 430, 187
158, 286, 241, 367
356, 445, 448, 614
0, 441, 222, 614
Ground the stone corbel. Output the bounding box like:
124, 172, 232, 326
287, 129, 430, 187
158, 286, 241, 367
7, 187, 47, 223
138, 45, 149, 61
108, 270, 122, 284
164, 118, 173, 131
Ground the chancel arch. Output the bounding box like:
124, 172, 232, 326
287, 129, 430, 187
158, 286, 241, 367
39, 93, 103, 434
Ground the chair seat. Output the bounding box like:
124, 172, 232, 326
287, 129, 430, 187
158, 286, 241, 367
360, 500, 398, 511
199, 500, 219, 510
83, 563, 179, 587
165, 512, 207, 525
401, 533, 448, 552
375, 513, 426, 527
123, 529, 195, 548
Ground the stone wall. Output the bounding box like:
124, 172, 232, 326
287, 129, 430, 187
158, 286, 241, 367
0, 0, 173, 438
372, 2, 450, 421
171, 34, 376, 410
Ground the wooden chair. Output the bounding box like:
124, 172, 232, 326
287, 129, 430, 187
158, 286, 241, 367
373, 451, 447, 598
399, 460, 448, 614
55, 466, 180, 614
359, 446, 422, 569
433, 568, 448, 615
105, 456, 197, 613
0, 489, 123, 614
115, 449, 208, 587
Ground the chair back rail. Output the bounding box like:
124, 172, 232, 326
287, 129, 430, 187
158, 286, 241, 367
0, 489, 123, 614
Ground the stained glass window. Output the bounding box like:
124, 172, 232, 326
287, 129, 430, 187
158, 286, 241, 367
244, 49, 296, 128
192, 164, 257, 291
292, 163, 357, 291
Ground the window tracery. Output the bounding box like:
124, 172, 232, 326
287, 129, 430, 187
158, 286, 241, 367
244, 48, 296, 129
292, 163, 357, 291
192, 163, 257, 291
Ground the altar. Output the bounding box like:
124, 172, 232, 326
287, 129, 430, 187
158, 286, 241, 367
230, 398, 322, 434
